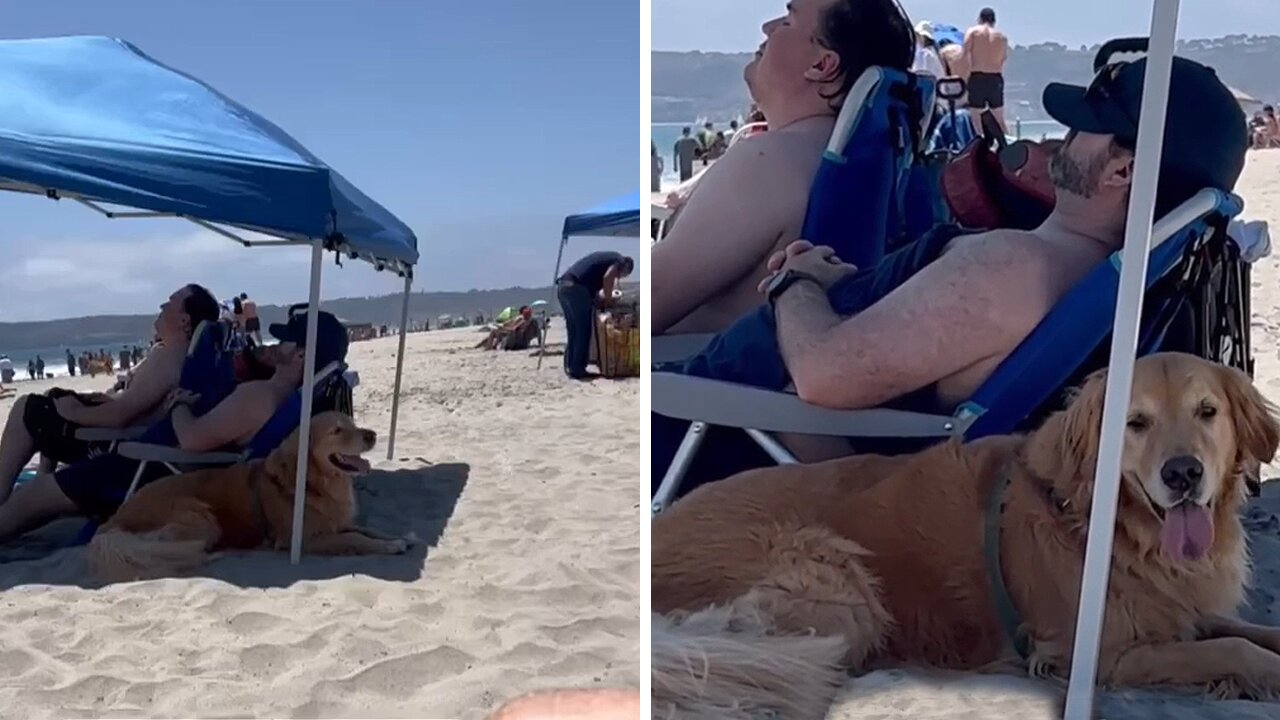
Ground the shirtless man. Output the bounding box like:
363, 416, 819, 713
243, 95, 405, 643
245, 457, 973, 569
240, 292, 262, 346
0, 311, 349, 542
656, 56, 1247, 473
964, 7, 1009, 133
0, 284, 220, 502
651, 0, 914, 335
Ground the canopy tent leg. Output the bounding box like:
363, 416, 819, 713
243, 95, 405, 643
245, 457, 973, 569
289, 238, 326, 566
387, 273, 412, 460
538, 234, 569, 370
1063, 2, 1180, 718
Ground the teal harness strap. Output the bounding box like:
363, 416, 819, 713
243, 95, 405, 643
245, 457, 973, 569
984, 468, 1033, 662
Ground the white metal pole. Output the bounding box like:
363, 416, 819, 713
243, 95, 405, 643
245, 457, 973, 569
1063, 3, 1180, 717
289, 238, 325, 565
538, 235, 569, 370
387, 273, 412, 460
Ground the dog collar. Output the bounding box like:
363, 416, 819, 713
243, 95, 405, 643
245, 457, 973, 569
984, 466, 1034, 663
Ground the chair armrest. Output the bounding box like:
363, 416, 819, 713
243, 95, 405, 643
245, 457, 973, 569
75, 426, 149, 442
652, 372, 960, 438
115, 442, 245, 465
652, 334, 715, 364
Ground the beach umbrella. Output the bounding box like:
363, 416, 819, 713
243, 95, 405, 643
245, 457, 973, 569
1063, 2, 1180, 717
931, 22, 964, 48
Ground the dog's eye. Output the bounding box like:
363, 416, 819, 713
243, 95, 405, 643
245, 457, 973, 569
1127, 415, 1150, 432
1197, 404, 1218, 420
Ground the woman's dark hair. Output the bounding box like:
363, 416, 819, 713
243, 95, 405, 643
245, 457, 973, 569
979, 7, 996, 24
815, 0, 915, 110
182, 283, 221, 337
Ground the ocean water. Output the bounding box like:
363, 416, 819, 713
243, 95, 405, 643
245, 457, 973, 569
0, 341, 149, 381
651, 117, 1067, 189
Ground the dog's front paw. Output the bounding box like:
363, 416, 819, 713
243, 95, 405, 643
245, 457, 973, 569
1027, 652, 1057, 680
1208, 678, 1245, 700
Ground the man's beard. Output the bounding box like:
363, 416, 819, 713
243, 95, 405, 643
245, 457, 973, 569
1049, 142, 1109, 198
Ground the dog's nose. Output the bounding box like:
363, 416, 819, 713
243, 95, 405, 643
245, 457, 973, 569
1160, 455, 1204, 497
362, 429, 377, 445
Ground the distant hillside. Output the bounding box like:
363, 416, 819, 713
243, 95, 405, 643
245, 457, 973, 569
654, 35, 1280, 123
0, 284, 632, 352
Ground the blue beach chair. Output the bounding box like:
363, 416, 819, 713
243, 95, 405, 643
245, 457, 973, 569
651, 188, 1252, 513
65, 359, 351, 545
72, 320, 235, 450
801, 67, 942, 271
112, 360, 351, 500
653, 68, 945, 363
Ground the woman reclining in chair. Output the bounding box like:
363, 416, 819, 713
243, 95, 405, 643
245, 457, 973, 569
0, 284, 221, 503
0, 312, 350, 545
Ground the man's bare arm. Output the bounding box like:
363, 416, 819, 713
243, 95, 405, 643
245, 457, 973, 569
651, 142, 794, 334
600, 265, 621, 299
170, 383, 277, 452
63, 349, 180, 428
776, 237, 1048, 409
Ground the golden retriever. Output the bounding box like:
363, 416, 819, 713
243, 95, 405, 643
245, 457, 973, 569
652, 352, 1280, 719
89, 411, 413, 582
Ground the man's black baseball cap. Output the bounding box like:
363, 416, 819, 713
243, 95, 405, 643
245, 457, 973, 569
269, 310, 349, 369
1043, 56, 1248, 195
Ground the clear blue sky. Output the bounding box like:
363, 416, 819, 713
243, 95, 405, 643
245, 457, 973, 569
654, 0, 1280, 51
0, 0, 639, 321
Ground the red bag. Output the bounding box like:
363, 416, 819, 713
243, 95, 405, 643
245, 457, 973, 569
941, 112, 1060, 230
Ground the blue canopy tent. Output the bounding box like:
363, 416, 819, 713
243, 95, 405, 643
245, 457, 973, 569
560, 191, 642, 239
0, 35, 419, 564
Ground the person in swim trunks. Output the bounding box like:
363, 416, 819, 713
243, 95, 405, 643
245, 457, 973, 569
653, 55, 1249, 492
964, 7, 1008, 133
240, 293, 262, 346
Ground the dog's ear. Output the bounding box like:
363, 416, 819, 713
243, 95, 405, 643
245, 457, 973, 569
1219, 364, 1280, 467
1057, 368, 1109, 478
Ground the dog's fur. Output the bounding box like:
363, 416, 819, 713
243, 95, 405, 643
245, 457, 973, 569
89, 411, 411, 582
652, 353, 1280, 719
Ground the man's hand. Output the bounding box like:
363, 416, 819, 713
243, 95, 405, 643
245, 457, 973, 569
52, 395, 83, 421
757, 240, 857, 294
165, 389, 200, 413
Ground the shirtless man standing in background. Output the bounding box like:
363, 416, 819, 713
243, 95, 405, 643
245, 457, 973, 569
651, 0, 914, 335
964, 7, 1009, 132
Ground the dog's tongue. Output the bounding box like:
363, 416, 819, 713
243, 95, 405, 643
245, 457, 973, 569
1160, 504, 1214, 561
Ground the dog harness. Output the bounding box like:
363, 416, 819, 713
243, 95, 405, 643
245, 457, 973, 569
984, 467, 1033, 663
985, 464, 1077, 665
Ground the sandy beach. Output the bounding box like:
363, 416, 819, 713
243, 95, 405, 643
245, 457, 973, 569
820, 150, 1280, 719
0, 325, 639, 719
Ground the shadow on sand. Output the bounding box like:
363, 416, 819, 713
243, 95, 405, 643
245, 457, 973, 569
0, 462, 469, 590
